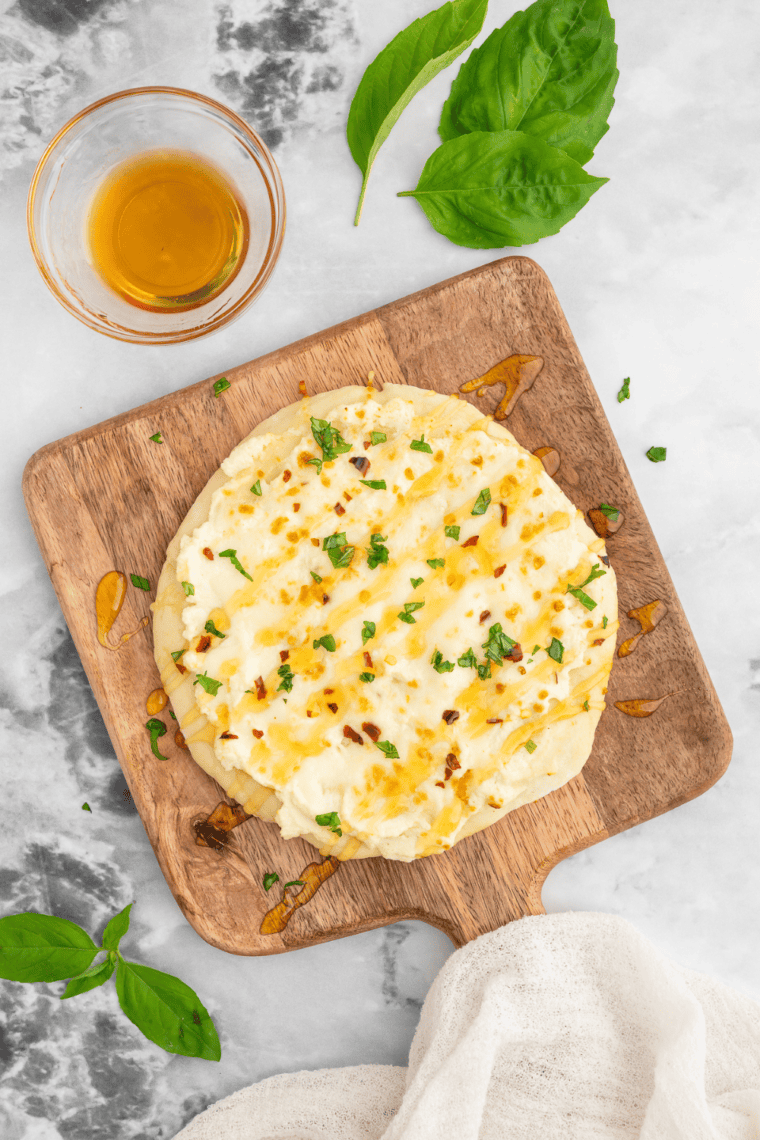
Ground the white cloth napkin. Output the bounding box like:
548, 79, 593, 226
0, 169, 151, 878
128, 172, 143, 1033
174, 912, 760, 1140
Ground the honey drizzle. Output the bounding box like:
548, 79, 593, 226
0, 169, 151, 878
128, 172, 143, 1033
460, 355, 544, 419
615, 692, 683, 718
588, 507, 624, 538
95, 571, 148, 650
146, 688, 168, 715
618, 599, 668, 658
260, 857, 340, 935
194, 801, 251, 850
533, 447, 560, 478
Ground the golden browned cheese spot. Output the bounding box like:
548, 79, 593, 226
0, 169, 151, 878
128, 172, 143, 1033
286, 530, 299, 543
283, 470, 292, 482
471, 456, 483, 467
435, 450, 444, 462
271, 517, 288, 534
238, 504, 255, 514
311, 537, 320, 547
280, 589, 292, 606
533, 591, 542, 601
533, 555, 545, 569
146, 688, 168, 715
404, 467, 414, 480
553, 600, 565, 612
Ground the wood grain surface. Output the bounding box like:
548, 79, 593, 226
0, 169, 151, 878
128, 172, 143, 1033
23, 257, 732, 954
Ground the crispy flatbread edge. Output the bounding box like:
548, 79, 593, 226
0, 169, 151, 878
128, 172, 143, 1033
152, 382, 616, 862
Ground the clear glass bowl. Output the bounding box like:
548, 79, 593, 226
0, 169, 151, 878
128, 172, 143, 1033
27, 87, 286, 345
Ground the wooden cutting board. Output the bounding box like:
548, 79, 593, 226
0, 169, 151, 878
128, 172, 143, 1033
23, 257, 731, 954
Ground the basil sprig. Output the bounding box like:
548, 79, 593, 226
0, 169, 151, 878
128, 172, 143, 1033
347, 0, 488, 224
0, 906, 220, 1060
567, 563, 607, 610
323, 532, 355, 569
367, 533, 389, 569
145, 718, 168, 761
310, 417, 352, 463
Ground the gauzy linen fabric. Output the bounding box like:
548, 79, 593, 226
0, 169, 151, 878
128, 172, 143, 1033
174, 912, 760, 1140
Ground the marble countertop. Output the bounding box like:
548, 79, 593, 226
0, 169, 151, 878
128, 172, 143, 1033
1, 0, 758, 1136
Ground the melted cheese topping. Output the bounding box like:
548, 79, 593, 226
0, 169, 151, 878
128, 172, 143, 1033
174, 392, 614, 860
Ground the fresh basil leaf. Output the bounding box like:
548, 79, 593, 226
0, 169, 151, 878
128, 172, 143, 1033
367, 533, 389, 569
481, 622, 516, 665
347, 0, 488, 223
193, 672, 222, 696
204, 620, 226, 639
315, 811, 342, 836
471, 488, 491, 515
427, 558, 445, 569
546, 637, 564, 663
579, 564, 606, 588
307, 457, 323, 474
411, 576, 424, 589
617, 376, 630, 402
375, 740, 399, 759
313, 635, 336, 653
399, 129, 608, 249
102, 903, 132, 953
171, 649, 186, 662
310, 571, 323, 583
0, 913, 98, 983
360, 479, 387, 490
310, 417, 352, 462
477, 661, 491, 679
440, 0, 618, 166
457, 648, 477, 668
566, 585, 596, 610
181, 581, 194, 597
251, 480, 262, 496
359, 672, 376, 683
277, 664, 295, 692
410, 434, 433, 453
369, 431, 387, 445
130, 574, 150, 592
213, 377, 230, 398
115, 959, 220, 1061
398, 601, 425, 624
323, 532, 355, 569
149, 432, 163, 444
263, 872, 279, 891
524, 739, 537, 753
598, 503, 619, 519
445, 525, 461, 540
145, 718, 168, 760
583, 700, 590, 711
283, 881, 305, 889
61, 954, 116, 999
646, 446, 667, 463
431, 649, 455, 673
219, 549, 253, 580
362, 620, 376, 644
602, 615, 608, 629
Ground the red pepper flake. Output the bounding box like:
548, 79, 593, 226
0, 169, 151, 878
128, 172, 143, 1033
306, 710, 314, 718
486, 717, 503, 725
343, 725, 363, 744
600, 554, 610, 566
500, 503, 508, 527
252, 729, 264, 739
298, 380, 307, 397
363, 439, 371, 449
435, 780, 445, 788
444, 768, 453, 780
593, 638, 605, 646
283, 470, 292, 483
254, 676, 266, 701
176, 663, 187, 675
324, 688, 335, 694
175, 729, 188, 749
363, 651, 373, 669
479, 610, 491, 624
293, 503, 301, 512
334, 502, 346, 516
349, 456, 370, 474
202, 547, 214, 560
280, 649, 290, 662
506, 643, 523, 663
446, 753, 461, 770
494, 564, 506, 578
462, 535, 479, 548
442, 709, 460, 725
327, 702, 338, 714
362, 722, 381, 742
343, 492, 353, 502
220, 732, 238, 739
196, 635, 211, 653
322, 594, 330, 605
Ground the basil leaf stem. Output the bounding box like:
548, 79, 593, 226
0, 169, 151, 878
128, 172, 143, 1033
145, 718, 169, 760
219, 549, 252, 580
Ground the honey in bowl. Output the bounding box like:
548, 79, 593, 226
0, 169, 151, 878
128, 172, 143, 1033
87, 149, 249, 311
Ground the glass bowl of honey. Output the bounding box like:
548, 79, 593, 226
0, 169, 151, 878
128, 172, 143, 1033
27, 87, 286, 344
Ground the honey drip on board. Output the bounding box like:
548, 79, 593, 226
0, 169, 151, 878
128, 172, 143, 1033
460, 354, 544, 419
194, 801, 251, 851
588, 506, 624, 539
260, 857, 340, 935
618, 599, 668, 658
95, 572, 148, 650
615, 692, 683, 718
533, 446, 560, 478
146, 688, 168, 715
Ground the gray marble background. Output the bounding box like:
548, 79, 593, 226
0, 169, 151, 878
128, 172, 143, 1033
1, 0, 759, 1137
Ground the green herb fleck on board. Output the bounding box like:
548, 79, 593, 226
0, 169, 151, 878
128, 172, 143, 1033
145, 718, 168, 761
130, 574, 150, 592
646, 446, 667, 463
263, 872, 279, 891
149, 432, 163, 444
213, 377, 230, 397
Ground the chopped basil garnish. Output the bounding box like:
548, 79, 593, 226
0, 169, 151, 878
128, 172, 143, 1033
602, 615, 609, 629
477, 662, 491, 680
82, 802, 91, 812
457, 648, 477, 669
617, 376, 630, 402
315, 811, 342, 836
251, 480, 262, 496
311, 571, 323, 583
323, 532, 355, 569
311, 417, 352, 463
398, 601, 424, 624
375, 740, 399, 759
583, 700, 590, 711
204, 620, 226, 639
567, 564, 606, 610
481, 623, 516, 665
130, 574, 150, 592
145, 718, 168, 761
359, 672, 375, 682
532, 645, 540, 654
193, 672, 222, 696
471, 488, 491, 516
445, 525, 460, 540
171, 649, 185, 662
426, 558, 445, 569
149, 432, 163, 444
307, 457, 323, 474
411, 576, 424, 589
360, 479, 387, 490
284, 880, 304, 889
361, 620, 376, 645
369, 431, 387, 445
219, 549, 253, 580
181, 581, 194, 596
277, 664, 294, 692
598, 503, 619, 520
546, 638, 564, 664
646, 446, 667, 462
263, 872, 279, 891
213, 377, 230, 397
313, 634, 336, 652
367, 533, 389, 569
524, 739, 537, 754
431, 649, 455, 674
410, 434, 433, 453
